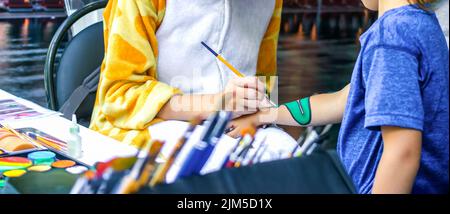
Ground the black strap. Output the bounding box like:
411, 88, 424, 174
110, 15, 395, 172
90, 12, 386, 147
59, 66, 101, 120
325, 149, 357, 193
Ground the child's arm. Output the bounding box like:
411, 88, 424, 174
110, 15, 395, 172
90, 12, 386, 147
372, 126, 422, 194
259, 84, 350, 127
226, 84, 350, 138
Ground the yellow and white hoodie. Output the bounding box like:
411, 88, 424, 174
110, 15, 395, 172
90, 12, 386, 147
90, 0, 283, 147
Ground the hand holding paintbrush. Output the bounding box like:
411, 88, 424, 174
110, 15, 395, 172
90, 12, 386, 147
201, 42, 277, 109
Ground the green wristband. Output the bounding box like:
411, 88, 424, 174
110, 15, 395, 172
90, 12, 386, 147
282, 97, 311, 126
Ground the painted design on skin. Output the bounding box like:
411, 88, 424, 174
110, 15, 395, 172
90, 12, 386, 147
282, 97, 311, 126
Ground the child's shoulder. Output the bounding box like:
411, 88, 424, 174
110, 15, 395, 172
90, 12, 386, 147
362, 6, 442, 53
380, 6, 440, 34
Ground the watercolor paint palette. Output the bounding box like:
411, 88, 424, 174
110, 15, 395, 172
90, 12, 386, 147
0, 127, 90, 168
2, 149, 90, 169
1, 149, 91, 194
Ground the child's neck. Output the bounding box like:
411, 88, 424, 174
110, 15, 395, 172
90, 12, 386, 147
378, 0, 416, 17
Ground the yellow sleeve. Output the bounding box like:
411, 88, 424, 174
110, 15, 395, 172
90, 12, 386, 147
96, 0, 180, 130
256, 0, 283, 93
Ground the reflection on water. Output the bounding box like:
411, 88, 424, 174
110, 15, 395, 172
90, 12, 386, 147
0, 11, 376, 124
0, 18, 64, 107
278, 10, 376, 103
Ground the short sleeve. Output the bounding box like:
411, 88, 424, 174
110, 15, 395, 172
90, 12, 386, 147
363, 45, 424, 131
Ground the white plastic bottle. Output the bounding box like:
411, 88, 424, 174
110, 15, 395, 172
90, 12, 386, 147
68, 114, 83, 159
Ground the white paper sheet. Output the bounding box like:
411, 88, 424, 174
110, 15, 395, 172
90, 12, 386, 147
0, 89, 59, 123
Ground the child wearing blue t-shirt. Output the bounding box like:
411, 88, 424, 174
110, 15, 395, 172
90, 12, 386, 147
228, 0, 449, 194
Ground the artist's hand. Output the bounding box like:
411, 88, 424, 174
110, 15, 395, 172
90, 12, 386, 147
226, 113, 261, 138
219, 77, 267, 118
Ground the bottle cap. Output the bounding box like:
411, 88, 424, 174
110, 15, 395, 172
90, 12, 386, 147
71, 114, 80, 133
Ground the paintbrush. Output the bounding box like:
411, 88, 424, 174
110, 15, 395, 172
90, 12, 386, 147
113, 140, 165, 194
223, 126, 256, 168
242, 137, 267, 166
149, 117, 202, 187
28, 132, 66, 147
136, 141, 165, 186
201, 41, 277, 107
177, 111, 232, 179
30, 134, 67, 152
79, 139, 149, 194
253, 144, 269, 164
0, 124, 46, 150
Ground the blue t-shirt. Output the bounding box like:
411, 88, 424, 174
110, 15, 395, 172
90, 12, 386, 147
337, 5, 449, 194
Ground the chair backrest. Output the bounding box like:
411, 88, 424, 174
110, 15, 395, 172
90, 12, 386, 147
44, 0, 107, 127
55, 22, 104, 125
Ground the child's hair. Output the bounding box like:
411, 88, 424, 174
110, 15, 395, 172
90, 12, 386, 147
410, 0, 438, 10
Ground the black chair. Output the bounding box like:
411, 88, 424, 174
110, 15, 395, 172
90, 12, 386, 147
44, 0, 108, 127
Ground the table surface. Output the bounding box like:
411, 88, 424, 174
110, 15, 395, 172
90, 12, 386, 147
0, 89, 137, 166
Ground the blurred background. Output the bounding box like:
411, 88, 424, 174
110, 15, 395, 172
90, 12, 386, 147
0, 0, 447, 143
